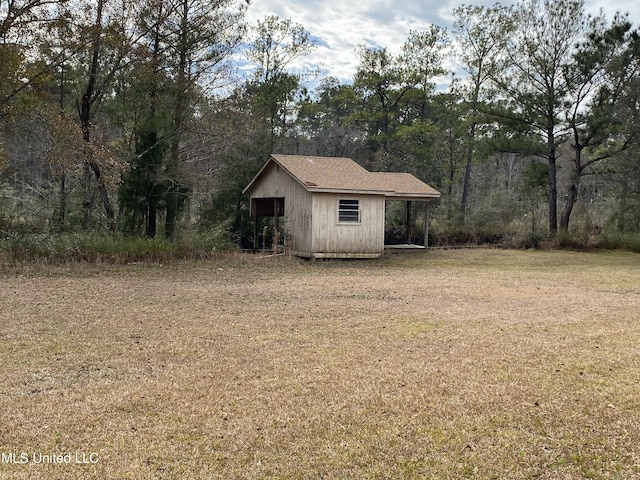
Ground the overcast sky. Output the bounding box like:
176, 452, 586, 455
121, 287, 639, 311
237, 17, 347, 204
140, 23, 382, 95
244, 0, 639, 88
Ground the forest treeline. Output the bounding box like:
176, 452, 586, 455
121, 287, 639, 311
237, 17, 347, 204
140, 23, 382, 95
1, 0, 640, 258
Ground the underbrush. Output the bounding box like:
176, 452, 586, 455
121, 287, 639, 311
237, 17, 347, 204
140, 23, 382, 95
593, 232, 640, 253
430, 226, 545, 250
431, 223, 640, 252
0, 228, 234, 265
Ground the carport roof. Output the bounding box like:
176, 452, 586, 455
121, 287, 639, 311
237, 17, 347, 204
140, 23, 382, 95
243, 154, 441, 199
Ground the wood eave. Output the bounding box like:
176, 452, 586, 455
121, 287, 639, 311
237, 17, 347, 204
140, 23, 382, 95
307, 187, 391, 196
384, 193, 441, 201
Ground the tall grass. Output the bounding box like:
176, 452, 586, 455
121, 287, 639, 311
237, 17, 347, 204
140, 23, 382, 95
0, 228, 234, 264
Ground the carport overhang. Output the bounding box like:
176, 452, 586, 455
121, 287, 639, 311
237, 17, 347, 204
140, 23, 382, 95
383, 193, 439, 250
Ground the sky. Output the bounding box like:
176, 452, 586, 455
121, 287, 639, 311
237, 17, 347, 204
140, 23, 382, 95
244, 0, 639, 88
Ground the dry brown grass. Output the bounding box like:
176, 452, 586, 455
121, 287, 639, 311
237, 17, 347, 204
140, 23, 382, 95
1, 249, 639, 479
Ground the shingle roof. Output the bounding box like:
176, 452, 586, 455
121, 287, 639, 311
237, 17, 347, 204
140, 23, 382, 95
369, 172, 441, 197
244, 154, 440, 199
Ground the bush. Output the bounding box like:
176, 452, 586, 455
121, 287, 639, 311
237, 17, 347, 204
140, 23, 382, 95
0, 228, 234, 264
594, 232, 640, 253
429, 219, 559, 250
555, 230, 589, 250
430, 226, 509, 247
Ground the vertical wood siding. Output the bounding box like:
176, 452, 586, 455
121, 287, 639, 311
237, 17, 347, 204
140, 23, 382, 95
312, 193, 385, 255
248, 164, 386, 257
248, 163, 313, 254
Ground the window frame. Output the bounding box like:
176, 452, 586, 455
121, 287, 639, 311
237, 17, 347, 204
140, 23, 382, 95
337, 198, 361, 224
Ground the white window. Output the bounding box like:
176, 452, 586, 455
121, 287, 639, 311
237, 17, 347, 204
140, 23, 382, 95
338, 199, 360, 223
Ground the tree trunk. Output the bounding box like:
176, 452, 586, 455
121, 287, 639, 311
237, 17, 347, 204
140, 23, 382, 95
560, 183, 577, 231
547, 129, 558, 234
446, 119, 456, 223
57, 169, 66, 231
165, 185, 178, 238
146, 193, 157, 238
82, 161, 93, 229
57, 61, 66, 232
460, 121, 476, 226
164, 0, 190, 239
78, 0, 114, 228
560, 144, 586, 231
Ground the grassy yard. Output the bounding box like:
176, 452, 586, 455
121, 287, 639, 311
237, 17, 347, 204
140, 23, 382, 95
1, 249, 639, 479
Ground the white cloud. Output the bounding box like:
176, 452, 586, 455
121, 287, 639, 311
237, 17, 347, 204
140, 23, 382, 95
245, 0, 639, 87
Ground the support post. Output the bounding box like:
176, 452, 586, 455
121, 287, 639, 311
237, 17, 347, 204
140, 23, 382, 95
250, 198, 258, 251
406, 201, 412, 244
253, 214, 258, 252
424, 201, 430, 248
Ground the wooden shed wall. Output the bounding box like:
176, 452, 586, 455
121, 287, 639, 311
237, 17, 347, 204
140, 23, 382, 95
247, 162, 313, 254
311, 193, 385, 257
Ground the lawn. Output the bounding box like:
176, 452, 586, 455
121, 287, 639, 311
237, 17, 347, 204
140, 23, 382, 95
1, 249, 639, 479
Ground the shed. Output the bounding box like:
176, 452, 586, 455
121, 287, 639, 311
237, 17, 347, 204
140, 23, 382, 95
242, 154, 441, 258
